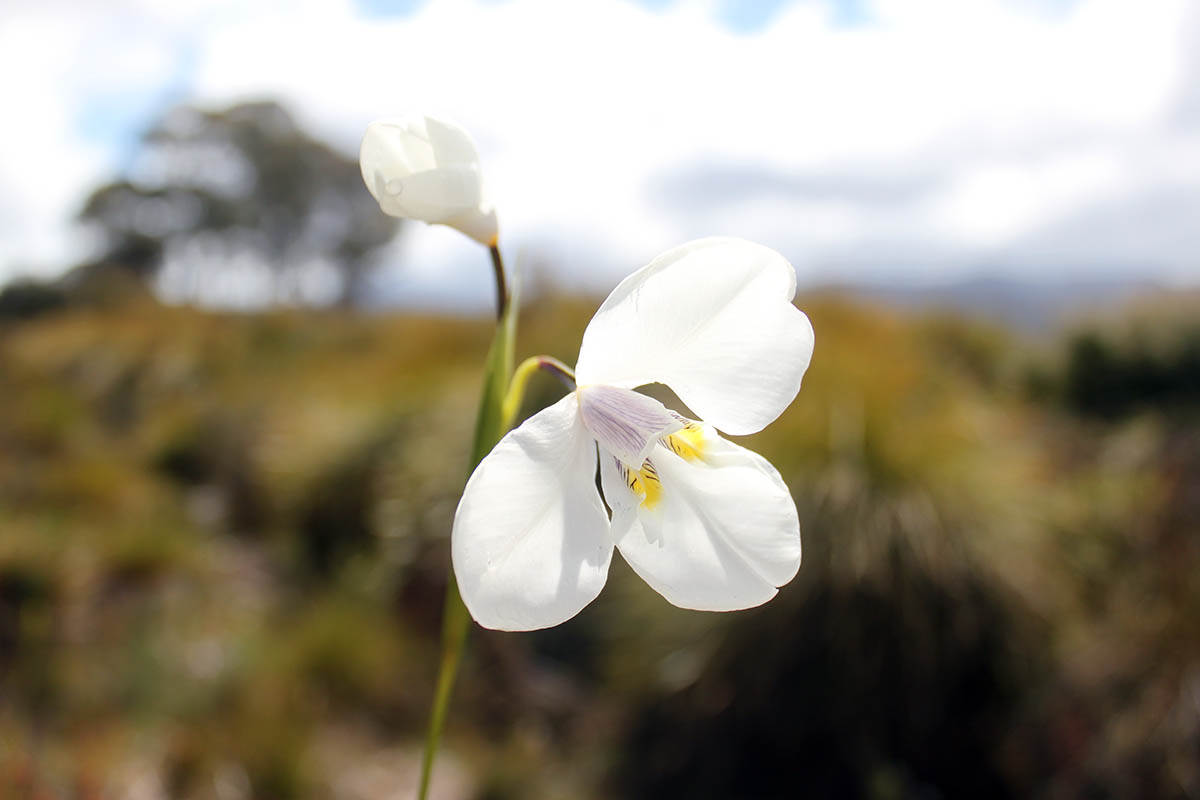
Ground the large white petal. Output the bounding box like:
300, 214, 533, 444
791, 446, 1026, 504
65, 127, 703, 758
452, 394, 612, 631
604, 429, 801, 612
574, 238, 814, 436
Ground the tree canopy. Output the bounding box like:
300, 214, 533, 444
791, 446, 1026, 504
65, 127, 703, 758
77, 100, 398, 306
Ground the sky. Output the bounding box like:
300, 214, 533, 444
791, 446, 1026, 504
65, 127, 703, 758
1, 0, 1197, 309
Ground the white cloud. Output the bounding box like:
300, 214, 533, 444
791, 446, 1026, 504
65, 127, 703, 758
929, 149, 1125, 248
0, 6, 105, 276
1, 0, 1197, 298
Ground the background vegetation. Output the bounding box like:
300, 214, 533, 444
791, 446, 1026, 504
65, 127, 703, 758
2, 287, 1197, 799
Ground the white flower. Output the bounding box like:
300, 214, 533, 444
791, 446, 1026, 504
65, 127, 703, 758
359, 114, 498, 245
452, 238, 815, 631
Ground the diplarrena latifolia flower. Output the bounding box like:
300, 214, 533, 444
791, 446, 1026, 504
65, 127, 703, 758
359, 113, 498, 246
452, 237, 815, 631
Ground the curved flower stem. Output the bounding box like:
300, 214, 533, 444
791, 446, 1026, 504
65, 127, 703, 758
501, 355, 577, 429
416, 244, 516, 800
489, 243, 508, 321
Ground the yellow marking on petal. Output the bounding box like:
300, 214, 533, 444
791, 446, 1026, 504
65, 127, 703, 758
663, 421, 707, 463
638, 461, 662, 509
619, 459, 664, 510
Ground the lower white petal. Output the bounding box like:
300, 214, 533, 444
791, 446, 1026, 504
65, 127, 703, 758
452, 394, 612, 631
606, 428, 801, 612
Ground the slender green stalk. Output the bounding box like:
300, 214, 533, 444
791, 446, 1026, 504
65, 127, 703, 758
416, 245, 516, 800
501, 355, 576, 429
417, 572, 470, 800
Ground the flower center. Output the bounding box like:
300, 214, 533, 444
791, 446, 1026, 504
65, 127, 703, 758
613, 423, 708, 512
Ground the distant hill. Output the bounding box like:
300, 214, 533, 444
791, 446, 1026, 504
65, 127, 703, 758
841, 274, 1165, 330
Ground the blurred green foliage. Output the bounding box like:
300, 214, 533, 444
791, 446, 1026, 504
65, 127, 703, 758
0, 291, 1196, 799
1058, 300, 1200, 419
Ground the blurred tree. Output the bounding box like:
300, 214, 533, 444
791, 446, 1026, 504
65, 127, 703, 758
0, 278, 68, 320
1060, 304, 1200, 418
76, 101, 398, 306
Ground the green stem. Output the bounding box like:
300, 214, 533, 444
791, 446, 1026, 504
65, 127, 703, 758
416, 244, 517, 800
416, 573, 470, 800
417, 349, 574, 797
500, 355, 576, 429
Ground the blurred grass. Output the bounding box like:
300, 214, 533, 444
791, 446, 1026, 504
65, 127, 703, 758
0, 290, 1197, 799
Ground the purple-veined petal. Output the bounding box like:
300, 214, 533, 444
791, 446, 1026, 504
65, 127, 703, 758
576, 385, 682, 467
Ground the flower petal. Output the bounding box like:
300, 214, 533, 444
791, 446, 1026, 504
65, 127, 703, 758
576, 385, 682, 467
445, 205, 498, 247
375, 166, 483, 223
422, 115, 484, 166
602, 428, 801, 611
452, 394, 612, 631
574, 238, 814, 436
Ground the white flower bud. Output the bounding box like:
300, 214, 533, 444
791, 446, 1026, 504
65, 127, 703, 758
359, 114, 498, 246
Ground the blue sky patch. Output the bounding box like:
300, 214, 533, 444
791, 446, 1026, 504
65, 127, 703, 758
351, 0, 875, 32
354, 0, 429, 19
